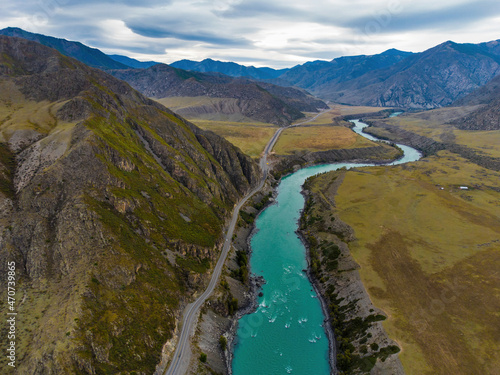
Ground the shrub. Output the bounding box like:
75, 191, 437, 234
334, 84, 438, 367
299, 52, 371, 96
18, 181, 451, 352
219, 335, 227, 351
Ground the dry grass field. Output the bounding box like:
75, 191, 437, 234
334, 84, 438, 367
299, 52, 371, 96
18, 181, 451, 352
191, 120, 276, 158
158, 102, 394, 158
273, 125, 378, 155
318, 150, 500, 374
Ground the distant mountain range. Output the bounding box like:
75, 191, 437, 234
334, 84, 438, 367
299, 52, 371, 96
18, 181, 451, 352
302, 40, 500, 109
279, 48, 414, 92
0, 27, 327, 125
171, 58, 288, 80
170, 42, 500, 110
2, 27, 500, 111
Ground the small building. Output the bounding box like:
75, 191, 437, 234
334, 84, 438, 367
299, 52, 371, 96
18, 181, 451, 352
459, 186, 469, 190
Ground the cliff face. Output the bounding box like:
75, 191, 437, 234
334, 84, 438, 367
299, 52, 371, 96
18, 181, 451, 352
0, 36, 259, 374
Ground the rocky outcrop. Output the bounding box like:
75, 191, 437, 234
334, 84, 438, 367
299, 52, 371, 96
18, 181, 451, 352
451, 73, 500, 130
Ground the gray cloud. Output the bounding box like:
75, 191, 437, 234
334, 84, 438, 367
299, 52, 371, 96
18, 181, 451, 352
126, 23, 252, 46
342, 0, 500, 33
0, 0, 499, 68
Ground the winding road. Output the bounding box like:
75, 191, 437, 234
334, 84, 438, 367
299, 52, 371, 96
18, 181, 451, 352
161, 110, 327, 375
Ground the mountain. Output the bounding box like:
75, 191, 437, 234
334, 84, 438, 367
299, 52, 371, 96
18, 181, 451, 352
0, 27, 129, 70
288, 40, 500, 109
171, 58, 288, 80
110, 64, 328, 126
279, 48, 413, 92
451, 73, 500, 130
0, 35, 259, 374
108, 54, 159, 69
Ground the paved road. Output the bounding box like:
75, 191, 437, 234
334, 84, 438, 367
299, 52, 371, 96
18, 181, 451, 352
162, 110, 327, 375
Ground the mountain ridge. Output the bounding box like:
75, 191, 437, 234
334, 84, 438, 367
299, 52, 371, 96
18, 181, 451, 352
285, 39, 500, 109
451, 73, 500, 130
108, 54, 160, 69
171, 58, 289, 80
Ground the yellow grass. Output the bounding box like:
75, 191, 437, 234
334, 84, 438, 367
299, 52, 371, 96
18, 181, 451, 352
0, 81, 75, 143
191, 120, 276, 158
329, 151, 500, 374
273, 125, 377, 155
454, 130, 500, 158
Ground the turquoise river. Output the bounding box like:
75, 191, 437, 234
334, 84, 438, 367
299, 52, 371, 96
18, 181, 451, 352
231, 117, 421, 374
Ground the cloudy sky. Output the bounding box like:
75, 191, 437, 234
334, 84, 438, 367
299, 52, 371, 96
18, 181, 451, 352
2, 0, 500, 68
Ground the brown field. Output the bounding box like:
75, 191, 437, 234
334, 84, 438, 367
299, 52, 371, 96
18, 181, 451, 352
273, 125, 377, 155
327, 150, 500, 374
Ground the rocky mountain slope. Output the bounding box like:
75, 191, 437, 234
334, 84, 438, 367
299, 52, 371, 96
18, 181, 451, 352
451, 73, 500, 130
290, 40, 500, 109
279, 48, 413, 93
110, 64, 327, 126
171, 58, 288, 80
0, 35, 259, 374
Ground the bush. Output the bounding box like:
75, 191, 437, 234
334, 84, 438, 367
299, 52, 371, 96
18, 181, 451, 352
219, 335, 227, 351
199, 353, 207, 363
